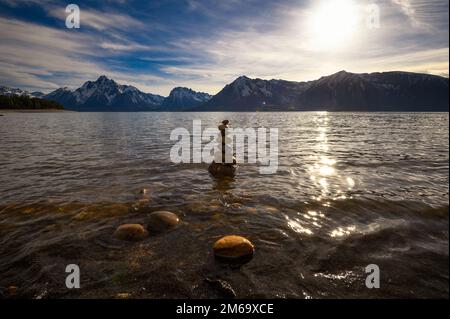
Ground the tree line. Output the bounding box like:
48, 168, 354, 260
0, 95, 64, 109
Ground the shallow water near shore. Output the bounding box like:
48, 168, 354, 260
0, 112, 448, 298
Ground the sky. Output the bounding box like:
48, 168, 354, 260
0, 0, 448, 95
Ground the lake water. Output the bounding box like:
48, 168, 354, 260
0, 112, 448, 298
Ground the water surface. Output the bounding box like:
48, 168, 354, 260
0, 112, 448, 298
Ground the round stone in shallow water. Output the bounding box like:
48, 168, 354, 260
213, 235, 254, 259
115, 293, 131, 299
147, 211, 180, 232
264, 206, 279, 213
114, 224, 148, 241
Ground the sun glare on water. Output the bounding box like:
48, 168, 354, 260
306, 0, 360, 51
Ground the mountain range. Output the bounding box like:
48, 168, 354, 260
0, 86, 45, 99
1, 71, 448, 111
202, 71, 449, 111
43, 75, 166, 111
162, 87, 212, 110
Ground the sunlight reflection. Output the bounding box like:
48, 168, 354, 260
318, 165, 335, 176
287, 218, 313, 235
314, 270, 355, 280
330, 225, 356, 237
285, 211, 327, 235
307, 112, 357, 202
346, 177, 355, 188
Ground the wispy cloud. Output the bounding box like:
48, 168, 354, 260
0, 0, 448, 95
46, 5, 145, 31
160, 0, 448, 91
391, 0, 449, 31
0, 17, 172, 93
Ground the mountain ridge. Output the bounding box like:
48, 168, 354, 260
43, 76, 165, 111
161, 87, 212, 110
2, 70, 448, 111
202, 70, 448, 111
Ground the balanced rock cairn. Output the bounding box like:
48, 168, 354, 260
208, 120, 237, 177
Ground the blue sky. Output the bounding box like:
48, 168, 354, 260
0, 0, 448, 95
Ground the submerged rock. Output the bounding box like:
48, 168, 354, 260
208, 161, 237, 177
264, 206, 279, 213
114, 224, 148, 241
7, 285, 18, 297
147, 211, 180, 232
131, 198, 150, 212
205, 278, 236, 298
73, 203, 129, 221
208, 120, 237, 177
229, 203, 242, 210
213, 235, 254, 259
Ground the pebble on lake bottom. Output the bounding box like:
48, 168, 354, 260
147, 211, 180, 232
229, 203, 242, 209
131, 198, 151, 211
264, 206, 279, 213
205, 278, 236, 298
7, 285, 18, 296
114, 224, 149, 241
213, 235, 254, 259
245, 207, 257, 214
73, 203, 129, 221
115, 293, 131, 299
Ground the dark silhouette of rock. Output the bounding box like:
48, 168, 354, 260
208, 120, 237, 177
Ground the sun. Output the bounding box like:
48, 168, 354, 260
306, 0, 360, 51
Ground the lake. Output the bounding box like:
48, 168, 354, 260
0, 112, 448, 298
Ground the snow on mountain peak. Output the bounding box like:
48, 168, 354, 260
0, 85, 45, 98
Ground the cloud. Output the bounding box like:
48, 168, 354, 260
392, 0, 416, 19
159, 0, 448, 90
0, 0, 448, 95
0, 0, 52, 7
0, 17, 174, 93
390, 0, 449, 31
46, 5, 145, 31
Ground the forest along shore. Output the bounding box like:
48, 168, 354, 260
0, 109, 75, 113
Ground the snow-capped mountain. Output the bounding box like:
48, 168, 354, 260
204, 71, 449, 111
0, 86, 45, 98
43, 87, 74, 106
296, 71, 449, 111
161, 87, 211, 110
30, 91, 45, 98
203, 75, 310, 110
4, 71, 448, 111
44, 76, 165, 111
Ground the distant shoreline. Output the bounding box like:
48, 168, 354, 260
0, 109, 76, 113
0, 109, 447, 113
